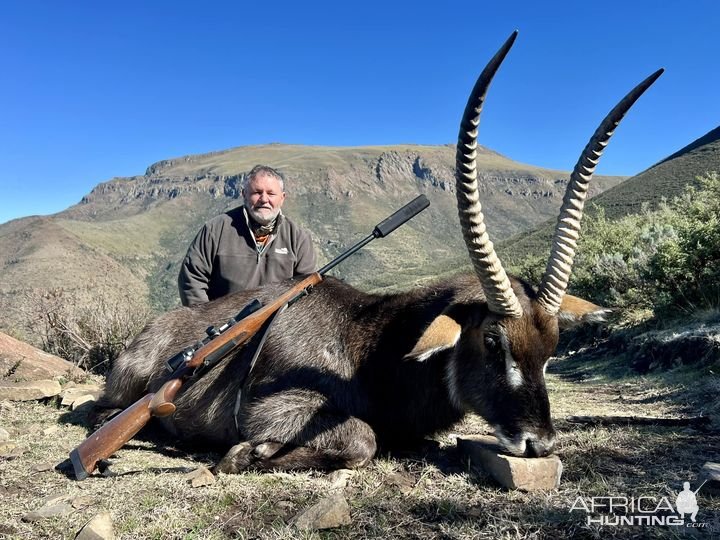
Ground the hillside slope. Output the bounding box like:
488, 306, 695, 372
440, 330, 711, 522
590, 125, 720, 218
499, 125, 720, 267
0, 143, 624, 336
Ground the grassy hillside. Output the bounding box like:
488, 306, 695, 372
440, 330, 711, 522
0, 217, 149, 342
590, 125, 720, 219
0, 143, 625, 341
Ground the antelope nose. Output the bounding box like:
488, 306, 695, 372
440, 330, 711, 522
525, 436, 556, 457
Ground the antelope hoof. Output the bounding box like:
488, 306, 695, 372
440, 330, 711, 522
214, 442, 253, 474
252, 441, 283, 460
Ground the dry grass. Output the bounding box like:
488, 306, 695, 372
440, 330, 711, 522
1, 349, 718, 539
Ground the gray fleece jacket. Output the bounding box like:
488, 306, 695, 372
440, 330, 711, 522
178, 207, 316, 306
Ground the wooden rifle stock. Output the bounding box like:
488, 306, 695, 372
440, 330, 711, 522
70, 273, 322, 479
69, 194, 430, 480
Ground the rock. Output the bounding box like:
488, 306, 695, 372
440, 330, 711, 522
0, 332, 83, 381
0, 379, 62, 401
0, 441, 17, 455
293, 494, 351, 530
186, 465, 216, 487
0, 401, 14, 412
31, 462, 55, 473
0, 485, 22, 497
327, 469, 354, 490
71, 495, 95, 509
76, 511, 114, 540
0, 442, 27, 459
60, 385, 102, 406
22, 502, 74, 522
71, 394, 96, 410
42, 493, 71, 506
0, 427, 9, 442
42, 425, 60, 436
700, 462, 720, 494
386, 471, 415, 495
457, 435, 563, 491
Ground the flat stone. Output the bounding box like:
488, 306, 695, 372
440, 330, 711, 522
31, 462, 55, 473
75, 510, 114, 540
327, 469, 354, 490
0, 331, 83, 381
22, 502, 74, 522
0, 401, 15, 413
0, 427, 9, 442
186, 465, 216, 487
0, 485, 22, 497
71, 495, 95, 509
60, 385, 102, 406
0, 379, 61, 401
71, 394, 96, 410
386, 471, 415, 495
42, 493, 71, 506
293, 494, 351, 530
457, 435, 562, 491
0, 441, 17, 455
42, 425, 60, 436
0, 442, 27, 459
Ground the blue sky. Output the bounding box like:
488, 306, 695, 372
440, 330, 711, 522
1, 1, 719, 224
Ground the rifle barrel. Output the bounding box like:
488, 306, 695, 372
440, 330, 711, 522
318, 194, 429, 275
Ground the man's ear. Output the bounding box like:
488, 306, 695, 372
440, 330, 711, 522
405, 313, 462, 361
557, 294, 611, 329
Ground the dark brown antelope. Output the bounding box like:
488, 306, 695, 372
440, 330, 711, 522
97, 32, 662, 472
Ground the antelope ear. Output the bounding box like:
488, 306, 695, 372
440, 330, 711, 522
405, 314, 462, 361
557, 294, 611, 329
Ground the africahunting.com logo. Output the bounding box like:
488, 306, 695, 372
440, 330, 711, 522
570, 479, 710, 528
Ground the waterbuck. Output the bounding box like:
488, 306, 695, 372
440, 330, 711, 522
97, 32, 661, 472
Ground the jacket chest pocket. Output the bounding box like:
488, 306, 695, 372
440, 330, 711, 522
265, 249, 296, 277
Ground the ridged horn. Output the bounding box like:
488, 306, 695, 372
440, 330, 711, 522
537, 68, 664, 315
456, 31, 523, 318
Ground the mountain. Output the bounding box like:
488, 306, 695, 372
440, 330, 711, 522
0, 143, 625, 337
498, 125, 720, 266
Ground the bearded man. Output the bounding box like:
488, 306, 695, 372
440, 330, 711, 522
178, 165, 316, 306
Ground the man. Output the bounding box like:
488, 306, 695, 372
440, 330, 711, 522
178, 165, 316, 306
675, 482, 699, 523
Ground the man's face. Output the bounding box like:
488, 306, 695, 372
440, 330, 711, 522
243, 173, 286, 225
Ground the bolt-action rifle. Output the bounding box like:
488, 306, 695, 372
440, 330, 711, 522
69, 194, 430, 480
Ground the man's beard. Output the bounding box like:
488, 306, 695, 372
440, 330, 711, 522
246, 205, 280, 226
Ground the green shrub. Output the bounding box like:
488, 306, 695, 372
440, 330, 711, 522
514, 173, 720, 321
644, 174, 720, 314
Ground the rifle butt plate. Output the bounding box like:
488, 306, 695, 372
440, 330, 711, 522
69, 448, 89, 481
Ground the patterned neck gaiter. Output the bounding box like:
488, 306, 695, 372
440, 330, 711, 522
250, 217, 278, 239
